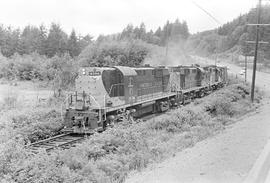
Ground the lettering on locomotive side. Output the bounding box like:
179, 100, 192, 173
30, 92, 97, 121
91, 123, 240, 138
139, 81, 162, 88
88, 71, 101, 76
140, 83, 152, 88
83, 68, 101, 76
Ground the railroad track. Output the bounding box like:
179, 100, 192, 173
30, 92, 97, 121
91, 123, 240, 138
27, 133, 86, 153
27, 106, 204, 153
28, 110, 177, 153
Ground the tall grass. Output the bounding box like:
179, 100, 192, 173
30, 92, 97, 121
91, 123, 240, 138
0, 91, 20, 110
0, 87, 65, 145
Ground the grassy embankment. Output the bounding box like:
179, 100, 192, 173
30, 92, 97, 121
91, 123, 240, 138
0, 79, 262, 183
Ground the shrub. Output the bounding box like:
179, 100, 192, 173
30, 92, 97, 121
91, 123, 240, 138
0, 107, 64, 143
202, 83, 252, 117
1, 92, 19, 110
0, 53, 78, 90
79, 39, 151, 67
0, 139, 27, 179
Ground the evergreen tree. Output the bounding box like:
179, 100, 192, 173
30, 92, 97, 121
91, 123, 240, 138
154, 27, 162, 37
45, 23, 68, 57
20, 25, 43, 54
161, 20, 172, 45
171, 19, 182, 41
133, 26, 141, 39
181, 21, 189, 40
67, 29, 80, 57
138, 22, 146, 40
120, 24, 134, 39
1, 27, 20, 57
37, 25, 47, 55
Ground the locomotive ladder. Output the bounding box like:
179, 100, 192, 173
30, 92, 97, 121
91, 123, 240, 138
26, 133, 86, 153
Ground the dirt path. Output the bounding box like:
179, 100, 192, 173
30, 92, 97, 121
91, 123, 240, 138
125, 58, 270, 183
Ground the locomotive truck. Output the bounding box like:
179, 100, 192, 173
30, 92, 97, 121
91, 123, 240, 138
63, 65, 227, 134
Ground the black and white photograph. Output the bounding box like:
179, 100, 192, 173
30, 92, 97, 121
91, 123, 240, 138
0, 0, 269, 182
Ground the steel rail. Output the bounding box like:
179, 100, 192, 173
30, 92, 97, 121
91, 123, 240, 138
27, 133, 86, 153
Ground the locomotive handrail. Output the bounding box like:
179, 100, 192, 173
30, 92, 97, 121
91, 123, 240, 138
67, 92, 97, 107
108, 83, 124, 97
60, 94, 71, 121
65, 92, 103, 123
103, 94, 107, 121
88, 94, 102, 123
103, 83, 125, 115
137, 84, 170, 92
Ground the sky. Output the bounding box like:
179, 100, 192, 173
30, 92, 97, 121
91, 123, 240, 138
0, 0, 259, 37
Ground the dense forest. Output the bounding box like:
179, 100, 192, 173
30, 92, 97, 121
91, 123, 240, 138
80, 20, 190, 66
0, 19, 190, 89
0, 19, 189, 59
186, 5, 270, 63
0, 23, 93, 58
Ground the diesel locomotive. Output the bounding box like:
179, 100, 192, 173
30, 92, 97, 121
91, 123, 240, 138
63, 65, 228, 134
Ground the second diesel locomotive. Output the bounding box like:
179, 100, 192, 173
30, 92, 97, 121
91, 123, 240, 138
63, 65, 227, 134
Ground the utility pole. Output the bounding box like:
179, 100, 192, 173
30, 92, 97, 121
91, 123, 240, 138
250, 0, 262, 102
245, 55, 247, 83
165, 39, 169, 57
165, 23, 169, 57
248, 0, 270, 102
245, 41, 268, 83
215, 54, 217, 66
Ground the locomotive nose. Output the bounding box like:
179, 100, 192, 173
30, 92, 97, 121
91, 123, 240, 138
75, 101, 84, 110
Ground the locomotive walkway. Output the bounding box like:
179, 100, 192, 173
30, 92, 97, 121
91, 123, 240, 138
125, 57, 270, 183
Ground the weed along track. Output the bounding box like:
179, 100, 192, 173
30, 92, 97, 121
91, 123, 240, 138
27, 133, 86, 153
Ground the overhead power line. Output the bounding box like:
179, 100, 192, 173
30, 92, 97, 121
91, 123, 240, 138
192, 1, 222, 25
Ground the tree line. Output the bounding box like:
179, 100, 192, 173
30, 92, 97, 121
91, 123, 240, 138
0, 23, 92, 58
103, 19, 190, 46
186, 5, 270, 62
0, 19, 190, 59
81, 19, 190, 67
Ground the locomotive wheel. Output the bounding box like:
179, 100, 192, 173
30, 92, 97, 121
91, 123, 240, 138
107, 115, 116, 126
200, 91, 205, 98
